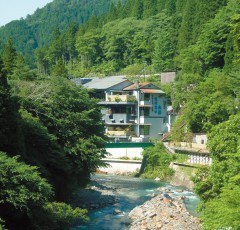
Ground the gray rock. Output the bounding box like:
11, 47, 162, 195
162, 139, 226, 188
128, 194, 201, 230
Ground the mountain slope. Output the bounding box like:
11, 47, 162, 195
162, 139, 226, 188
0, 0, 116, 58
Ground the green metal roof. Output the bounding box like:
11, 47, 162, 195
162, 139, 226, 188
104, 142, 154, 148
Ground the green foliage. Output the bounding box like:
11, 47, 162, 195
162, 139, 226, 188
1, 38, 17, 77
0, 152, 52, 229
0, 0, 239, 228
141, 142, 176, 180
40, 202, 89, 229
122, 63, 143, 75
172, 69, 239, 133
0, 68, 106, 228
207, 114, 240, 161
193, 114, 240, 200
225, 13, 240, 71
19, 109, 71, 199
0, 152, 89, 230
193, 114, 240, 229
153, 30, 175, 71
169, 116, 186, 142
0, 0, 118, 62
0, 152, 52, 209
119, 156, 130, 160
11, 54, 36, 81
10, 77, 107, 196
0, 58, 23, 156
51, 59, 68, 78
201, 183, 240, 229
0, 218, 6, 230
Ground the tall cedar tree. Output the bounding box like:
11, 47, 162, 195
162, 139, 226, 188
0, 58, 23, 156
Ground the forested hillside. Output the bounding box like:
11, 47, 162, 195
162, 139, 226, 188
0, 0, 240, 229
0, 0, 118, 61
0, 57, 107, 228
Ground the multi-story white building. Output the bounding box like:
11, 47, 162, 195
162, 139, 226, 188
82, 76, 169, 142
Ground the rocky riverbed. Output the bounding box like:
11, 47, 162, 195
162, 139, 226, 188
71, 175, 201, 229
128, 191, 201, 230
70, 180, 117, 210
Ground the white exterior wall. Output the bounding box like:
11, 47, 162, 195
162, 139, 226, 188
138, 94, 168, 139
106, 147, 143, 159
193, 134, 208, 145
98, 160, 142, 174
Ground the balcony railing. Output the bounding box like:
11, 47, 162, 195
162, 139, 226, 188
106, 130, 136, 136
139, 100, 152, 106
107, 95, 136, 102
103, 113, 136, 124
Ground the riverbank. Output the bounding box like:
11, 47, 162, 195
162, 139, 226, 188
70, 178, 117, 210
169, 162, 197, 190
129, 191, 201, 229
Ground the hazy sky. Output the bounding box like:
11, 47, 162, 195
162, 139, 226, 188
0, 0, 53, 26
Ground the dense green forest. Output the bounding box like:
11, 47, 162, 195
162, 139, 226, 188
0, 0, 119, 62
0, 0, 240, 229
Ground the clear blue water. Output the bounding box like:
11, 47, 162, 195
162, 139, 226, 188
72, 174, 199, 230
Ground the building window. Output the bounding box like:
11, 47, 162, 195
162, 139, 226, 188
144, 93, 150, 101
153, 96, 162, 115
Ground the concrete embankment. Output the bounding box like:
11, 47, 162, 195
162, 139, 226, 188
98, 158, 142, 175
129, 192, 201, 230
169, 162, 197, 190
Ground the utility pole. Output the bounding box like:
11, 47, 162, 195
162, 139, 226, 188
143, 61, 147, 82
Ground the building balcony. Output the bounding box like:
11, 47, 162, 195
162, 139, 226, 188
98, 95, 137, 105
106, 130, 136, 137
108, 95, 136, 102
139, 100, 152, 107
102, 112, 136, 124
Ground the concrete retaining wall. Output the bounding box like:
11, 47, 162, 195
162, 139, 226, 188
106, 147, 143, 159
98, 159, 142, 174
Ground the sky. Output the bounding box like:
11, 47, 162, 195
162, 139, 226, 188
0, 0, 53, 26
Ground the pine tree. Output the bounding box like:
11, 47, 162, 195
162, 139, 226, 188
11, 55, 36, 81
0, 58, 23, 155
177, 0, 197, 50
165, 0, 176, 15
131, 0, 144, 19
63, 22, 78, 64
2, 38, 17, 77
51, 59, 68, 78
48, 27, 63, 65
143, 0, 158, 19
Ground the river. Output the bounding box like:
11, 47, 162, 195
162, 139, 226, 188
72, 174, 199, 230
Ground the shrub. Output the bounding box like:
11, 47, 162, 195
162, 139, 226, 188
140, 142, 176, 180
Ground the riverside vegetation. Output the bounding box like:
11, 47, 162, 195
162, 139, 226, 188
0, 0, 240, 229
